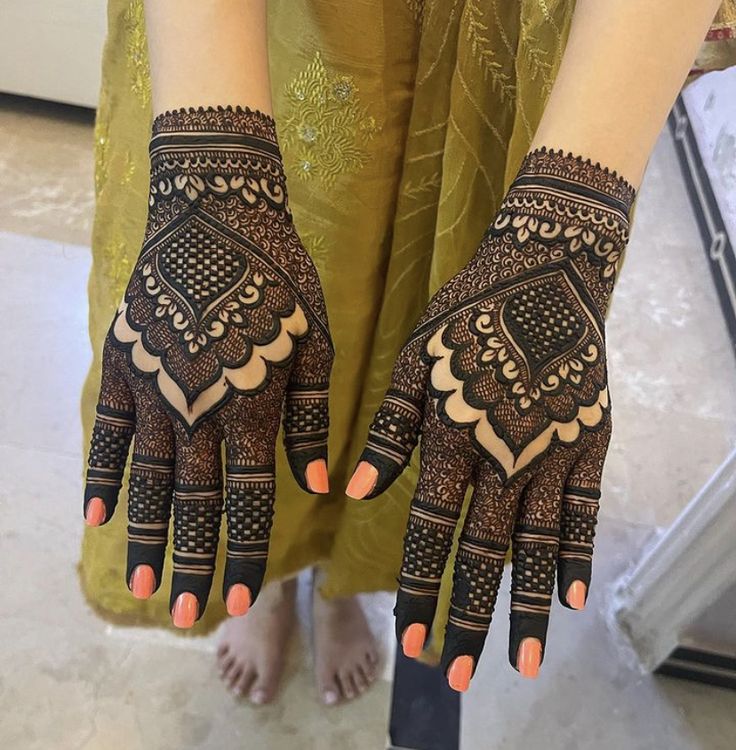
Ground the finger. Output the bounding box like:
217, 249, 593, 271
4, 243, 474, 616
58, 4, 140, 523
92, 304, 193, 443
558, 420, 611, 610
508, 449, 575, 678
282, 329, 332, 494
347, 338, 428, 499
440, 463, 523, 691
84, 341, 135, 526
393, 408, 475, 657
125, 383, 176, 599
222, 453, 275, 616
170, 426, 223, 627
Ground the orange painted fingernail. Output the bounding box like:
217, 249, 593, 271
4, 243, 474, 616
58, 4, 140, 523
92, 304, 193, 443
305, 459, 329, 494
447, 655, 474, 692
226, 583, 252, 617
517, 638, 542, 679
401, 623, 427, 658
129, 565, 155, 599
567, 580, 587, 610
85, 497, 106, 526
172, 592, 198, 628
345, 461, 378, 499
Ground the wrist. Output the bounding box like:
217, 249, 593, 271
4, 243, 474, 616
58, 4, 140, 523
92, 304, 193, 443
148, 105, 288, 211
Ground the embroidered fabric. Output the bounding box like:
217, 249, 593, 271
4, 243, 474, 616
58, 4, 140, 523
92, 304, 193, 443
84, 107, 333, 619
356, 148, 634, 674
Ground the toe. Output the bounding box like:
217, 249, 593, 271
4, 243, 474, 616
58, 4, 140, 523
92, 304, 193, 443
338, 671, 358, 701
218, 654, 236, 679
318, 673, 340, 707
249, 675, 277, 706
233, 668, 255, 698
353, 665, 369, 693
226, 664, 244, 692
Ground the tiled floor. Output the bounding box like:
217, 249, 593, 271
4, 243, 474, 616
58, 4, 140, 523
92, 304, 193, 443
1, 95, 735, 750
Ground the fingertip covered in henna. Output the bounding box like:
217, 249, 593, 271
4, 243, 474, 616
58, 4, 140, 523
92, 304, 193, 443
566, 580, 587, 610
129, 564, 156, 599
345, 461, 378, 499
517, 638, 542, 679
172, 592, 199, 628
305, 458, 330, 494
84, 497, 107, 527
226, 583, 252, 617
447, 655, 474, 692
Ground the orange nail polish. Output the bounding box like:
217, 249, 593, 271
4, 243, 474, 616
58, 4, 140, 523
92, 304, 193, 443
447, 655, 474, 692
130, 565, 155, 599
401, 623, 427, 658
172, 592, 198, 628
345, 461, 379, 499
305, 459, 329, 494
85, 497, 106, 527
517, 638, 542, 679
567, 580, 587, 610
226, 583, 252, 617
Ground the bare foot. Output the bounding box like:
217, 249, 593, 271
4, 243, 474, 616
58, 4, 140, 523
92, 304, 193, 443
312, 584, 380, 706
216, 578, 296, 705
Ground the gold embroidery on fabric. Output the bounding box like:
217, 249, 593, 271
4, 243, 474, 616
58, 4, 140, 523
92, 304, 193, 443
100, 234, 134, 307
405, 0, 426, 25
123, 0, 151, 108
94, 117, 110, 199
281, 52, 379, 188
466, 1, 516, 104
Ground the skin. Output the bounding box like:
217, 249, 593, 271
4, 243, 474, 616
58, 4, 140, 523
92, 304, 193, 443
348, 0, 724, 691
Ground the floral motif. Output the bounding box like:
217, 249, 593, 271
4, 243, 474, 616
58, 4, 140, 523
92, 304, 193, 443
281, 52, 380, 187
123, 0, 151, 108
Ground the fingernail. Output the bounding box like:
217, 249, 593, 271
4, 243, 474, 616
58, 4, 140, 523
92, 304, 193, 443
447, 655, 474, 692
85, 497, 106, 526
250, 690, 267, 705
129, 565, 155, 599
401, 623, 427, 658
345, 461, 378, 499
323, 690, 338, 706
305, 459, 329, 494
567, 580, 587, 610
517, 638, 542, 679
226, 583, 252, 617
171, 592, 198, 628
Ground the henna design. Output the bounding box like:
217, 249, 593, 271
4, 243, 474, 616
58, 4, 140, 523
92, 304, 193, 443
84, 107, 333, 622
356, 149, 633, 679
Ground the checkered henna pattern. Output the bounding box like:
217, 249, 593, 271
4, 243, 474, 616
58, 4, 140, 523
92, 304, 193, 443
354, 149, 634, 685
84, 107, 333, 624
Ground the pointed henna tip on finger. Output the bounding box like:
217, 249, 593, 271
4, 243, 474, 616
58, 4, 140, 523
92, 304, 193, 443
84, 497, 106, 527
129, 565, 155, 599
567, 580, 587, 610
172, 592, 199, 628
517, 638, 542, 679
345, 461, 378, 499
447, 655, 474, 692
305, 459, 329, 494
226, 583, 252, 617
401, 623, 427, 659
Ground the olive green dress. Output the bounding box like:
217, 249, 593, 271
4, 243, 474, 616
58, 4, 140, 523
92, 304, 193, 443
80, 0, 736, 656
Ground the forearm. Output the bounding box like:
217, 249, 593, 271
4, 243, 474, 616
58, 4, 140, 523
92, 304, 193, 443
144, 0, 272, 115
531, 0, 722, 188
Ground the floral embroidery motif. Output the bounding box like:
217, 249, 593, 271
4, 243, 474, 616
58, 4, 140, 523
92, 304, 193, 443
123, 0, 151, 108
281, 52, 379, 188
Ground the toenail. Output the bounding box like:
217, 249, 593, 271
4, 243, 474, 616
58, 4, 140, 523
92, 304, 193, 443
323, 690, 338, 705
250, 690, 267, 705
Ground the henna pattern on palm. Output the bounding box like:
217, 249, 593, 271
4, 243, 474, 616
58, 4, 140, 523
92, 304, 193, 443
84, 107, 333, 623
353, 149, 634, 683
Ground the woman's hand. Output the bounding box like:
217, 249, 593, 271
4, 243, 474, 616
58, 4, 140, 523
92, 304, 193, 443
347, 148, 634, 689
83, 107, 333, 628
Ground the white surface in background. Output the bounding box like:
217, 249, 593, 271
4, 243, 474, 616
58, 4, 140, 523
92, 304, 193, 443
683, 67, 736, 244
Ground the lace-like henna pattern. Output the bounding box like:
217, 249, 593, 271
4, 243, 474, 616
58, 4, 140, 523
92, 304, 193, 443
358, 150, 633, 679
84, 107, 333, 621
